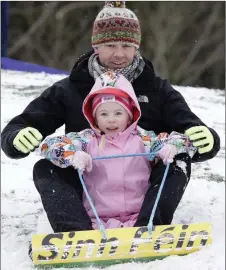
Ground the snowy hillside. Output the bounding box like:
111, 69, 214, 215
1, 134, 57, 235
1, 70, 225, 270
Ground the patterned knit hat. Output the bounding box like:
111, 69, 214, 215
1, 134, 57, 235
92, 1, 141, 49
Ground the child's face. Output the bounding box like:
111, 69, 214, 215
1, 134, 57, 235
95, 102, 132, 137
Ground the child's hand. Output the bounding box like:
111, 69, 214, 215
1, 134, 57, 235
158, 144, 178, 165
72, 151, 93, 172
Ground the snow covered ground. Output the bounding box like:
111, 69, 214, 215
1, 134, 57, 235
1, 70, 225, 270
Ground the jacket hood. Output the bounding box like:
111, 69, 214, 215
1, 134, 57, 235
83, 71, 141, 132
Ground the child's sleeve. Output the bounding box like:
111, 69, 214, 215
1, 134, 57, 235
140, 129, 197, 162
138, 128, 197, 167
163, 131, 197, 157
40, 129, 94, 168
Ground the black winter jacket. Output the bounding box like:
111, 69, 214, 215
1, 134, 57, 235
1, 51, 220, 162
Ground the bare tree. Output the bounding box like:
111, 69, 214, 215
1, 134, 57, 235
137, 2, 224, 87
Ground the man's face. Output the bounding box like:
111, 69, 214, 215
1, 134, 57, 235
94, 44, 136, 69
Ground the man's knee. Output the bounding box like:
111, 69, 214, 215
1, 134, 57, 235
33, 159, 55, 181
174, 153, 192, 180
150, 153, 191, 185
33, 158, 53, 173
33, 158, 83, 198
33, 159, 55, 191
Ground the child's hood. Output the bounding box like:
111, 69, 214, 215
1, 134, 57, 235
83, 71, 141, 132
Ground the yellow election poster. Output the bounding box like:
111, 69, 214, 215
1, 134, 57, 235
32, 222, 212, 268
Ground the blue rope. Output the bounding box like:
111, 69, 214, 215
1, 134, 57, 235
92, 152, 158, 161
147, 162, 170, 235
78, 169, 107, 240
78, 151, 170, 238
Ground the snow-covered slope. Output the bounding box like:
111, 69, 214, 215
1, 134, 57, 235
1, 70, 225, 270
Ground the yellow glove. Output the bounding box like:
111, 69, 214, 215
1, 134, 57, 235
13, 127, 43, 154
185, 126, 214, 154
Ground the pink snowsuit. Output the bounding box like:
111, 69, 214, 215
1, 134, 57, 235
82, 72, 151, 229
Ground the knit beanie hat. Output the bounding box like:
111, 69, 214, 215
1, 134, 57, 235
92, 1, 141, 49
92, 93, 133, 119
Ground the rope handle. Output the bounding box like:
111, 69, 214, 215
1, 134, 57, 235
92, 151, 158, 161
147, 162, 170, 234
78, 170, 107, 239
78, 151, 170, 239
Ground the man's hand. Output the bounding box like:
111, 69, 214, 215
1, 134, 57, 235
13, 127, 43, 154
185, 126, 214, 154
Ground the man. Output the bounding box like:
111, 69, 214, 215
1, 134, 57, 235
1, 1, 220, 234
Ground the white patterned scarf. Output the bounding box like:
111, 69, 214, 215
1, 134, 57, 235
88, 50, 145, 83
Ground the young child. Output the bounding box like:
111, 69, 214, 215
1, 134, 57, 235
40, 71, 196, 230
